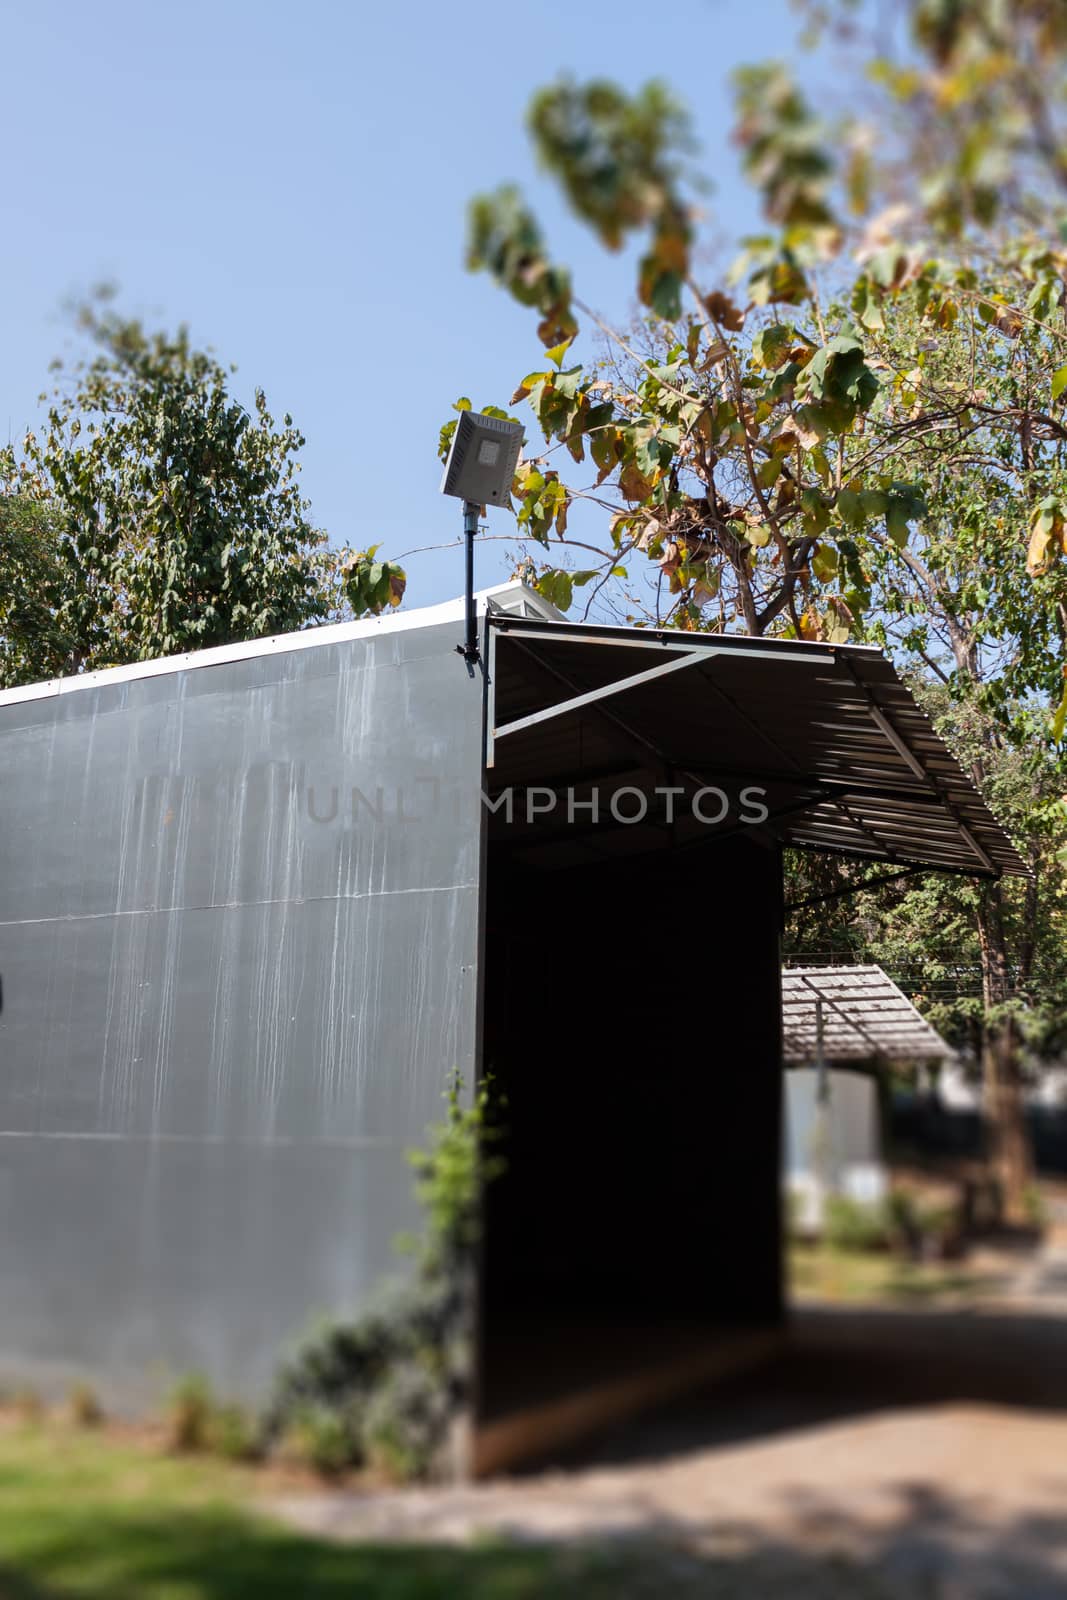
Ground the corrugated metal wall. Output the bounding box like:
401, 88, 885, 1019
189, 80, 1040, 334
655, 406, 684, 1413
0, 621, 483, 1402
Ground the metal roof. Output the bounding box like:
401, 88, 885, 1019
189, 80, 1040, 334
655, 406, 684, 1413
782, 964, 953, 1063
486, 616, 1026, 879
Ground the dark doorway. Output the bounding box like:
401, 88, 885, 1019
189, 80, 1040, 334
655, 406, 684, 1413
476, 830, 786, 1469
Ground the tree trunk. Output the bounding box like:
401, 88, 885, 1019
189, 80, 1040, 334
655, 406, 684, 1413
981, 1016, 1032, 1225
976, 884, 1033, 1224
945, 607, 1034, 1226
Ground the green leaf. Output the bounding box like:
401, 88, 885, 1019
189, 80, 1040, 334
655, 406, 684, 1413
634, 432, 666, 479
466, 184, 578, 347
811, 543, 839, 582
850, 276, 885, 333
836, 487, 863, 529
512, 372, 549, 405
1052, 364, 1067, 404
535, 569, 573, 612
1053, 673, 1067, 744
800, 487, 832, 535
751, 324, 794, 371
756, 456, 783, 490
886, 499, 910, 547
646, 268, 684, 321
438, 420, 457, 461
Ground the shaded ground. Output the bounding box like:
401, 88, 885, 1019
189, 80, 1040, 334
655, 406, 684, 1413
270, 1233, 1067, 1598
278, 1404, 1067, 1597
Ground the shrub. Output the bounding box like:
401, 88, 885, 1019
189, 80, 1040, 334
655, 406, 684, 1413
210, 1403, 262, 1463
406, 1071, 505, 1279
823, 1193, 888, 1253
882, 1186, 965, 1260
1022, 1184, 1049, 1231
266, 1275, 467, 1476
281, 1407, 352, 1478
884, 1187, 923, 1256
67, 1381, 103, 1428
166, 1374, 214, 1453
264, 1070, 501, 1482
13, 1388, 42, 1423
363, 1355, 456, 1482
784, 1187, 810, 1242
266, 1301, 405, 1469
916, 1198, 962, 1257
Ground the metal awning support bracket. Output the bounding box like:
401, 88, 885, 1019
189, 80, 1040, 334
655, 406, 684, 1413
493, 648, 707, 743
841, 658, 928, 784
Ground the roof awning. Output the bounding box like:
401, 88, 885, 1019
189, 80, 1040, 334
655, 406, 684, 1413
782, 965, 953, 1063
486, 616, 1026, 878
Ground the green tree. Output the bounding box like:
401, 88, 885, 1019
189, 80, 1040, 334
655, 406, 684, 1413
455, 8, 1067, 1216
455, 13, 1067, 707
776, 279, 1067, 1216
0, 494, 77, 687
1, 302, 405, 688
855, 286, 1066, 1214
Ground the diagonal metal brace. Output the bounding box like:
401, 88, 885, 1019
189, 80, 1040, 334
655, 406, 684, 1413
493, 649, 708, 741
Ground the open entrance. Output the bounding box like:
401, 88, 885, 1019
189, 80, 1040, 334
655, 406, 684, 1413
471, 614, 1025, 1474
477, 835, 784, 1470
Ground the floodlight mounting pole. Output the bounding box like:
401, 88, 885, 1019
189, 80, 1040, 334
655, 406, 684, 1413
457, 501, 480, 670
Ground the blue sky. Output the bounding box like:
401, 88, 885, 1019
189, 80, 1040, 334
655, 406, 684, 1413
4, 0, 807, 609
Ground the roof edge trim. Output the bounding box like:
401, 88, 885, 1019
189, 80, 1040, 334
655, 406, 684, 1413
0, 582, 557, 709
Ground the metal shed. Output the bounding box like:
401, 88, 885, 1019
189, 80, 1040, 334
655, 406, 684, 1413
781, 965, 955, 1231
0, 584, 1024, 1470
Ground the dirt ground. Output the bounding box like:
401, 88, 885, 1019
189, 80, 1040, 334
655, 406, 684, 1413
269, 1227, 1067, 1598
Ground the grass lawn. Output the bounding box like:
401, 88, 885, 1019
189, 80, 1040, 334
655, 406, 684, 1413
0, 1419, 625, 1600
0, 1414, 915, 1599
788, 1243, 1008, 1305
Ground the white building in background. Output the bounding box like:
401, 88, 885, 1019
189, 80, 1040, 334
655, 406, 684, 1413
781, 965, 955, 1230
935, 1059, 1067, 1114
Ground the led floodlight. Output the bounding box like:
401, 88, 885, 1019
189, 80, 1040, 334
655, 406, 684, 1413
439, 410, 526, 668
440, 410, 524, 506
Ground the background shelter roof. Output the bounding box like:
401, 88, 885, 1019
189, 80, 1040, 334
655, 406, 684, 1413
782, 964, 953, 1063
